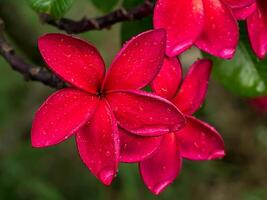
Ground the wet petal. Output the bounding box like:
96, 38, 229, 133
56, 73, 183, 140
31, 88, 99, 147
106, 90, 185, 136
172, 59, 212, 115
76, 100, 119, 185
38, 34, 105, 93
103, 29, 166, 91
232, 3, 257, 20
139, 134, 182, 195
176, 116, 225, 160
119, 128, 161, 163
224, 0, 255, 8
151, 57, 182, 99
154, 0, 204, 57
247, 7, 267, 59
195, 0, 239, 59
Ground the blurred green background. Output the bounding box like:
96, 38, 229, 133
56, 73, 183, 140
1, 0, 267, 199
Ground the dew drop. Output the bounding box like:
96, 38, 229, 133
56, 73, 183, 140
99, 168, 114, 185
152, 181, 170, 195
105, 150, 111, 157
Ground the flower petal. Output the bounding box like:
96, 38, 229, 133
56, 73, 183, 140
106, 90, 185, 136
224, 0, 255, 8
31, 88, 99, 147
247, 7, 267, 59
257, 0, 267, 13
172, 59, 212, 115
176, 116, 225, 160
232, 3, 257, 20
119, 128, 161, 163
76, 100, 119, 185
195, 0, 239, 59
38, 34, 105, 93
154, 0, 204, 57
139, 134, 182, 195
103, 29, 166, 91
151, 57, 182, 100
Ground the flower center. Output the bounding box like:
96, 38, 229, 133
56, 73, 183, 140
96, 88, 105, 98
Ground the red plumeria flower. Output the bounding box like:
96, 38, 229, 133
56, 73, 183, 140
154, 0, 239, 59
227, 0, 267, 59
31, 30, 186, 185
120, 58, 225, 194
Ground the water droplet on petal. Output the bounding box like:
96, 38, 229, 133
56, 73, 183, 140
152, 181, 170, 195
220, 48, 234, 58
105, 150, 111, 157
208, 150, 225, 160
99, 168, 114, 185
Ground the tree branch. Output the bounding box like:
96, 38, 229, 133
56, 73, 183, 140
41, 0, 154, 34
0, 1, 154, 88
0, 18, 64, 89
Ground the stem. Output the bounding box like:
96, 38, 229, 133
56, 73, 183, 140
41, 0, 154, 34
0, 18, 64, 89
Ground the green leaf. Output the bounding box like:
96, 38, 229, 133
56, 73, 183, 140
205, 22, 267, 97
207, 42, 267, 97
27, 0, 73, 18
121, 17, 152, 44
120, 0, 152, 43
123, 0, 143, 8
91, 0, 119, 12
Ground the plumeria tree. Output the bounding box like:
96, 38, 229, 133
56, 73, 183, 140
1, 0, 267, 199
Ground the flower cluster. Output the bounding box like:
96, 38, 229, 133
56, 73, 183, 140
32, 30, 185, 185
154, 0, 267, 59
32, 30, 224, 194
121, 58, 225, 194
30, 0, 267, 195
154, 0, 239, 59
227, 0, 267, 59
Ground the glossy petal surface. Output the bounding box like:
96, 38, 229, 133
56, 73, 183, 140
76, 100, 119, 185
232, 3, 257, 20
103, 29, 166, 91
151, 57, 182, 99
119, 128, 161, 163
154, 0, 204, 57
172, 59, 212, 115
38, 34, 105, 93
195, 0, 239, 59
139, 134, 181, 195
31, 88, 99, 147
107, 90, 185, 136
176, 116, 225, 160
247, 8, 267, 59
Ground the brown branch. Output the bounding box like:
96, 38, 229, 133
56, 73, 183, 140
0, 18, 64, 89
0, 1, 154, 88
41, 0, 154, 34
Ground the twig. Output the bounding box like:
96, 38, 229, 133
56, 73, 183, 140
0, 1, 154, 88
41, 0, 154, 33
0, 18, 64, 89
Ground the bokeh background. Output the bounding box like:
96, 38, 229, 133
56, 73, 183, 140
1, 1, 267, 199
